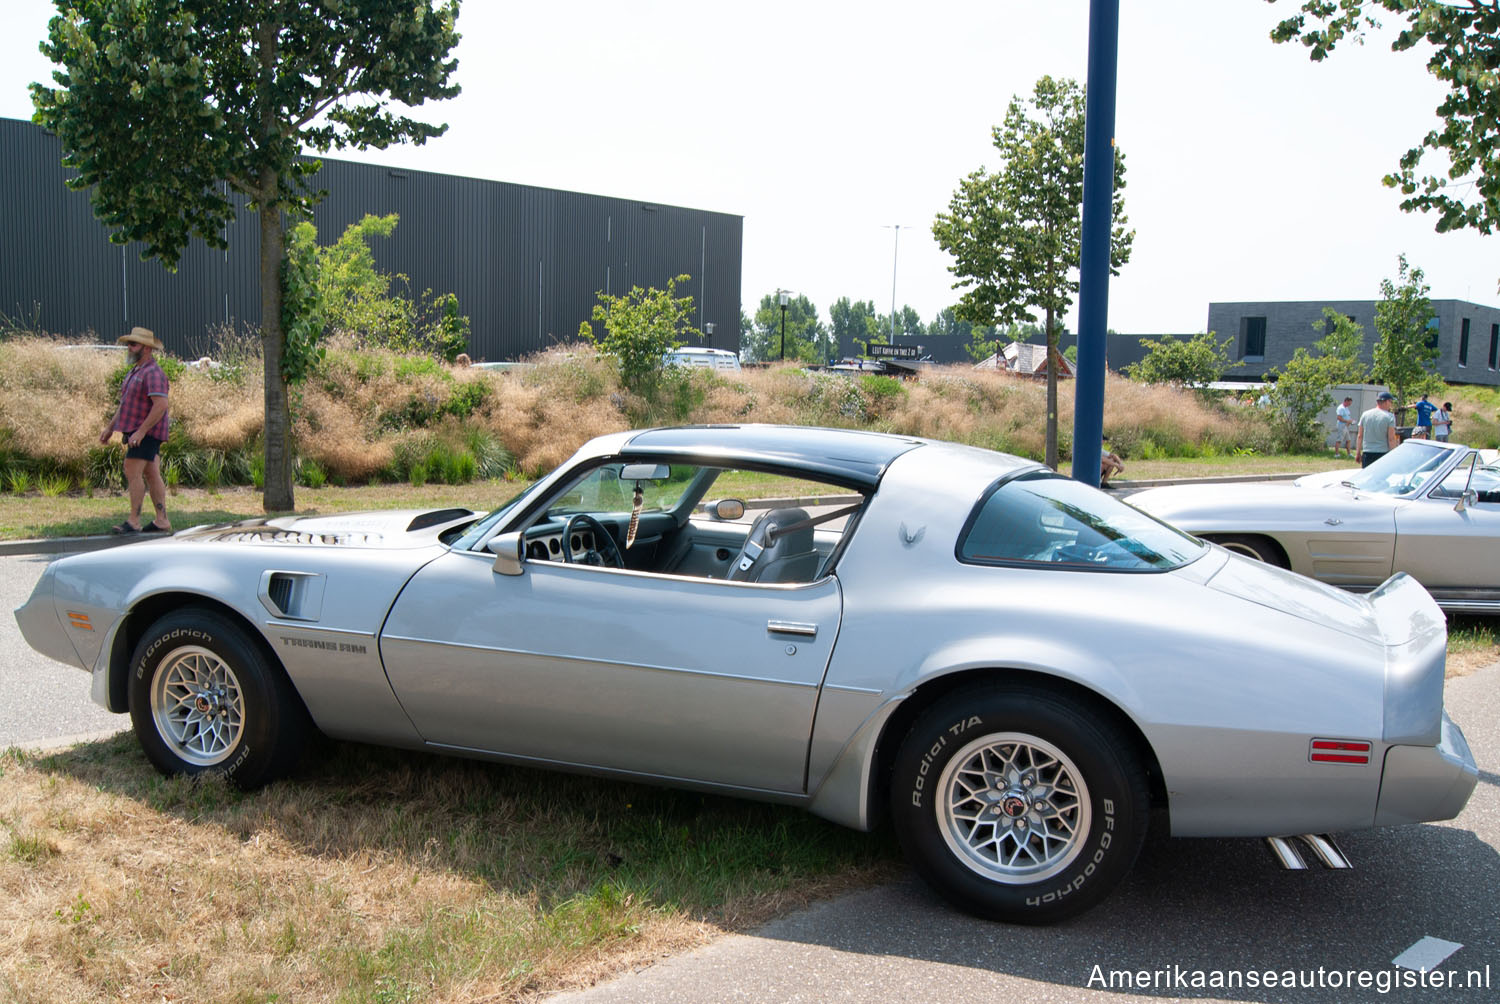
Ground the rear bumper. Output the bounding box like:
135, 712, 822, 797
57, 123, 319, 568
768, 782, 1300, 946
1375, 712, 1478, 826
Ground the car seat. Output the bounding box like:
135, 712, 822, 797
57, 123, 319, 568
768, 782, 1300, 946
727, 507, 821, 583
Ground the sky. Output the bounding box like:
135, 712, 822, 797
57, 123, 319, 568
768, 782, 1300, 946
2, 0, 1495, 337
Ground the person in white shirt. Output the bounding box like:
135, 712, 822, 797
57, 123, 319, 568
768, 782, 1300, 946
1334, 396, 1355, 458
1434, 402, 1452, 442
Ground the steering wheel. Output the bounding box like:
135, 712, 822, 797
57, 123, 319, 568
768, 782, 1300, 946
560, 514, 624, 568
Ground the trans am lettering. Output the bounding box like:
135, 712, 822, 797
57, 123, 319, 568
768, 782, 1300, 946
279, 636, 367, 655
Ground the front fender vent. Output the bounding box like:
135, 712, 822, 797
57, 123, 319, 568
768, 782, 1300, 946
259, 571, 326, 621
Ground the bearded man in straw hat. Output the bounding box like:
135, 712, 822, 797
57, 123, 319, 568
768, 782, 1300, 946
98, 326, 172, 534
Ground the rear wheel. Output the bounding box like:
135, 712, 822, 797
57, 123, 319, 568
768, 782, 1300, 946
889, 687, 1149, 924
127, 609, 307, 788
1207, 534, 1288, 568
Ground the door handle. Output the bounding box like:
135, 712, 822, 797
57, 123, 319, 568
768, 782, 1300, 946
767, 620, 817, 638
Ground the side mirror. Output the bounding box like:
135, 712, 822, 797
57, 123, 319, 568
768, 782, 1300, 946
488, 531, 525, 575
620, 463, 671, 482
703, 498, 746, 521
1455, 489, 1478, 513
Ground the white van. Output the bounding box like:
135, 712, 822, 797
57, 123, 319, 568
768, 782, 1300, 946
665, 346, 741, 373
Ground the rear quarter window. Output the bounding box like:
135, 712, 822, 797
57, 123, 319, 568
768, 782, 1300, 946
959, 471, 1204, 572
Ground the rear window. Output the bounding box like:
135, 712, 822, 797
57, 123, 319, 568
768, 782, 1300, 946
959, 471, 1205, 572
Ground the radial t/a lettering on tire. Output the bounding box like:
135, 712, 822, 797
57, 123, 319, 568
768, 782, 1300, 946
127, 608, 308, 789
890, 686, 1149, 924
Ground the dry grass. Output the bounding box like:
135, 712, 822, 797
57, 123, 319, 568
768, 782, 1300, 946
0, 335, 1288, 492
0, 737, 898, 1003
0, 340, 123, 469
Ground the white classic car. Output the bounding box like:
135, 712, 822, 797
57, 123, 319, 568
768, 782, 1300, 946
15, 426, 1477, 922
1132, 439, 1500, 614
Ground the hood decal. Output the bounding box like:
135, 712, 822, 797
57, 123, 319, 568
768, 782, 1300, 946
180, 509, 474, 549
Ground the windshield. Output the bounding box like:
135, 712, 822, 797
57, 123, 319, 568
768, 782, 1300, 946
545, 463, 699, 517
1341, 441, 1452, 496
960, 471, 1205, 572
451, 480, 546, 550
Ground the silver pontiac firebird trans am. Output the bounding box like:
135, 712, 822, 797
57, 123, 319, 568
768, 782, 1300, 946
15, 425, 1478, 923
1131, 439, 1500, 615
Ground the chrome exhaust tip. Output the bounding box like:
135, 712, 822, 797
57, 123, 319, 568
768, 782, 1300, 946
1265, 834, 1351, 870
1266, 835, 1307, 870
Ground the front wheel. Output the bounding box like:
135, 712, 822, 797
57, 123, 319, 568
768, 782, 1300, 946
1205, 534, 1288, 568
127, 608, 308, 788
889, 687, 1149, 924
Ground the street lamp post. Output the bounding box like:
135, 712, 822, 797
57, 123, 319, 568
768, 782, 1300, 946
777, 288, 790, 361
881, 224, 908, 342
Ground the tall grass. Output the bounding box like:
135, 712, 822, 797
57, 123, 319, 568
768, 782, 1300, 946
13, 332, 1482, 494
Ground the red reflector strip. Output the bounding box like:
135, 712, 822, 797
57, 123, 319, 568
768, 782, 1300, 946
1310, 738, 1371, 764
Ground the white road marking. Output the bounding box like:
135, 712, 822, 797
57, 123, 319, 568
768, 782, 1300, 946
1392, 936, 1465, 972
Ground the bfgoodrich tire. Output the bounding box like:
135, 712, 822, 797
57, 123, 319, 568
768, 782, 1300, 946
127, 608, 308, 789
890, 687, 1149, 924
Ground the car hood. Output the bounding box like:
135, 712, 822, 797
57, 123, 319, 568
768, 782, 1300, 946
1201, 547, 1378, 640
1131, 481, 1395, 526
171, 508, 479, 548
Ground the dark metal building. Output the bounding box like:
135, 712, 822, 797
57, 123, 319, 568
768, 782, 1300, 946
1, 117, 743, 360
1208, 299, 1500, 387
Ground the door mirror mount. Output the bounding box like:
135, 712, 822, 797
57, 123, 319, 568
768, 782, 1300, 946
488, 531, 525, 575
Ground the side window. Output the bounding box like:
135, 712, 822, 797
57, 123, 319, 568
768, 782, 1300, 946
1431, 455, 1475, 498
959, 471, 1204, 572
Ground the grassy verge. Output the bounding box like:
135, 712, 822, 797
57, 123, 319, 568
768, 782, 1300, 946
1114, 453, 1341, 481
0, 454, 1350, 541
0, 735, 901, 1003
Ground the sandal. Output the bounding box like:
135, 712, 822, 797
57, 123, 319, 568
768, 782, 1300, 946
109, 522, 140, 535
143, 521, 172, 533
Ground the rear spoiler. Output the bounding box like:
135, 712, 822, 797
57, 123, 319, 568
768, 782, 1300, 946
1370, 573, 1447, 746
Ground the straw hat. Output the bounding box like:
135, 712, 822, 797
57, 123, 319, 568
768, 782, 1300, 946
117, 326, 164, 350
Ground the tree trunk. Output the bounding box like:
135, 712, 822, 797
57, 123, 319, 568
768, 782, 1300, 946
259, 196, 296, 512
1044, 307, 1059, 470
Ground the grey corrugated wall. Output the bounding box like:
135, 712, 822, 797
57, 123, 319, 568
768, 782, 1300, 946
1, 118, 743, 360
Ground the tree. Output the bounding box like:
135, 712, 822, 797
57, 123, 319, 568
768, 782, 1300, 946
829, 297, 881, 357
1264, 310, 1369, 450
579, 275, 700, 399
1310, 308, 1369, 385
32, 1, 461, 511
873, 305, 924, 346
1125, 331, 1233, 391
1269, 2, 1500, 248
302, 212, 472, 361
1371, 254, 1444, 409
932, 76, 1134, 468
746, 293, 825, 364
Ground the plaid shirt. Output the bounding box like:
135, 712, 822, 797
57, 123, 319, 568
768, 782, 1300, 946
112, 358, 170, 440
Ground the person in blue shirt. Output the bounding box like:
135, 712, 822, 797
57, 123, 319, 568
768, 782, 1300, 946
1413, 394, 1437, 437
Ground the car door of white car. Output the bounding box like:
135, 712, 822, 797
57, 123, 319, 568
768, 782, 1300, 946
1393, 454, 1500, 595
379, 549, 842, 794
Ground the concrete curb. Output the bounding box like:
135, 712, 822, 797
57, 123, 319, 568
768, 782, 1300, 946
0, 534, 143, 557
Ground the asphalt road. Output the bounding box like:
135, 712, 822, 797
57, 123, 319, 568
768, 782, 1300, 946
6, 549, 1498, 1003
0, 552, 125, 749
554, 665, 1500, 1004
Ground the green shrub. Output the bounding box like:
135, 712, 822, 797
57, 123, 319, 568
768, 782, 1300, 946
444, 380, 488, 419
39, 472, 71, 497
298, 457, 328, 489
464, 429, 514, 479
408, 462, 428, 487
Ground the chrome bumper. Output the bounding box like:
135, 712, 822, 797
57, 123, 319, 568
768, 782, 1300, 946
1374, 712, 1478, 826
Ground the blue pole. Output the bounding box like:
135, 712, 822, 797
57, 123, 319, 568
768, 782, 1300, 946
1071, 0, 1119, 488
